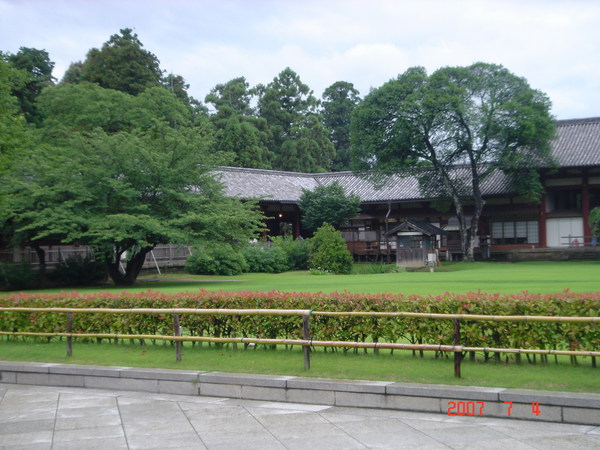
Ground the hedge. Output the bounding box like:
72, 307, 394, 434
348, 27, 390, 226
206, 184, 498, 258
1, 290, 598, 358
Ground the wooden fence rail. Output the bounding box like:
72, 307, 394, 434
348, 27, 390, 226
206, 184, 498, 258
1, 307, 598, 377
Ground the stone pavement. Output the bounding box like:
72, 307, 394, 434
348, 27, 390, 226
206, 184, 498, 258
1, 383, 599, 450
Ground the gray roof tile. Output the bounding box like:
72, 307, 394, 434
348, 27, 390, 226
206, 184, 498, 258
552, 117, 600, 167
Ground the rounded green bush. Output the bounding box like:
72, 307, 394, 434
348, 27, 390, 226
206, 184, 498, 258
271, 236, 309, 270
241, 243, 290, 273
185, 244, 248, 276
308, 223, 353, 275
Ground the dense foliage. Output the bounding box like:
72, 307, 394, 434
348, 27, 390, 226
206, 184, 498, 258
270, 236, 309, 270
185, 238, 308, 275
78, 28, 163, 96
241, 243, 290, 273
186, 244, 249, 276
298, 181, 361, 235
308, 223, 354, 274
47, 256, 107, 286
590, 207, 600, 240
5, 47, 55, 125
1, 291, 598, 362
321, 81, 360, 171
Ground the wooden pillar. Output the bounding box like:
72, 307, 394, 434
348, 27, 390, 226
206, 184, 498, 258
453, 319, 461, 378
539, 192, 547, 248
66, 312, 73, 357
293, 207, 301, 238
582, 172, 591, 245
302, 315, 311, 370
173, 314, 182, 362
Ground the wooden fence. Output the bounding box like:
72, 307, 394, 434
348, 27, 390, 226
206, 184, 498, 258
0, 244, 191, 271
1, 307, 599, 378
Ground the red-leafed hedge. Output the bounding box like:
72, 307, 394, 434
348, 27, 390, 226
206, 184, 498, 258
1, 290, 598, 354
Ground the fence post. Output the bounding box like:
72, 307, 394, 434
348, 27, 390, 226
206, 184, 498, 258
173, 313, 182, 362
453, 318, 461, 378
303, 313, 311, 370
66, 312, 73, 357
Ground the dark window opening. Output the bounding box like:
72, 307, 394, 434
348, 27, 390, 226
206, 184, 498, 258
548, 189, 581, 212
492, 220, 539, 245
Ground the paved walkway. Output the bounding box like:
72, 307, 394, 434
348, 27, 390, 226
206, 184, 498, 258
1, 383, 599, 449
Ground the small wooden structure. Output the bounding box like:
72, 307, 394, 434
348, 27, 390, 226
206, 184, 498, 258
385, 219, 446, 268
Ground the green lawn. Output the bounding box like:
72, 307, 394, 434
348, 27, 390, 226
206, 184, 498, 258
2, 339, 598, 393
19, 261, 600, 296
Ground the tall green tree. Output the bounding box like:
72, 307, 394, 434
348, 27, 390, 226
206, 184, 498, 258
215, 116, 273, 169
205, 76, 256, 119
276, 114, 335, 172
6, 47, 55, 125
206, 77, 273, 169
0, 57, 28, 172
257, 67, 334, 171
351, 63, 555, 261
61, 61, 84, 84
298, 181, 360, 235
80, 28, 163, 96
322, 81, 360, 171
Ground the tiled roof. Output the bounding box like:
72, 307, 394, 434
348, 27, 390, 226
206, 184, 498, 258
552, 117, 600, 167
217, 167, 319, 202
216, 165, 512, 203
216, 117, 600, 203
385, 219, 447, 236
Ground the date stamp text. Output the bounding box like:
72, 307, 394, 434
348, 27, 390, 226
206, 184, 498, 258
447, 401, 542, 417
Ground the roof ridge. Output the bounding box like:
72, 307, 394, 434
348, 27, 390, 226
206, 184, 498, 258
217, 166, 316, 177
556, 117, 600, 126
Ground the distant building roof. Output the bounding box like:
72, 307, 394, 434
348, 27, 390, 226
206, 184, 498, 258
552, 117, 600, 167
216, 117, 600, 204
385, 219, 447, 237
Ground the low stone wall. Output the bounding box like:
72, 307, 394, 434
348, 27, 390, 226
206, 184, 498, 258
1, 361, 598, 426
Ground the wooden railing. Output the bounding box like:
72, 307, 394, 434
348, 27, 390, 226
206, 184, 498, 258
561, 235, 599, 247
1, 307, 598, 377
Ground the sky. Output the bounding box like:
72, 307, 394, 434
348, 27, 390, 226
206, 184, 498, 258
1, 0, 599, 120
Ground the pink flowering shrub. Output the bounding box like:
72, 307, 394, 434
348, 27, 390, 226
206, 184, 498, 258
0, 290, 598, 354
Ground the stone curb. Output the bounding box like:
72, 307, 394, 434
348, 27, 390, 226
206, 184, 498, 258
1, 361, 598, 425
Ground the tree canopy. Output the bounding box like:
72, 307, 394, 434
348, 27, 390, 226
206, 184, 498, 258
206, 77, 273, 169
0, 57, 28, 172
298, 181, 361, 235
79, 28, 163, 96
257, 67, 335, 171
351, 63, 555, 261
322, 81, 361, 171
6, 47, 55, 125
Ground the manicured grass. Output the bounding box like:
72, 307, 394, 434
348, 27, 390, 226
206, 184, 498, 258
17, 260, 600, 296
1, 338, 598, 393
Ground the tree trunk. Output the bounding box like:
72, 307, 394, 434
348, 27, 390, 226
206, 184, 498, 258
106, 247, 152, 286
32, 244, 47, 286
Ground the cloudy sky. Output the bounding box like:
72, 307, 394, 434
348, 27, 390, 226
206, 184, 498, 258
2, 0, 599, 120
